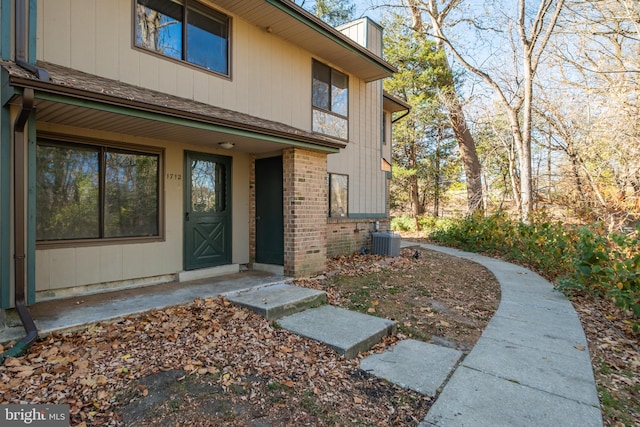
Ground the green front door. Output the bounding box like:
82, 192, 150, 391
255, 156, 284, 265
184, 151, 231, 270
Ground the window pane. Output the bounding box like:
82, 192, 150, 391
36, 144, 99, 240
187, 6, 228, 74
329, 174, 348, 217
135, 0, 183, 60
104, 151, 159, 238
313, 109, 348, 139
331, 69, 348, 117
191, 159, 226, 212
312, 62, 330, 110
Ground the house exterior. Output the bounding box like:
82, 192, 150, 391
0, 0, 408, 315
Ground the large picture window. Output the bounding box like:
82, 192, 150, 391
313, 60, 348, 139
36, 139, 161, 243
135, 0, 230, 76
328, 173, 348, 217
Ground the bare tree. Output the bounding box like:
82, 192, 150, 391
540, 0, 640, 227
405, 0, 565, 220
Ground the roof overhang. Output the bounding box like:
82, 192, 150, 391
210, 0, 396, 82
1, 60, 344, 154
383, 91, 411, 113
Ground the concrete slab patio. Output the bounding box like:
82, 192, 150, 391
0, 270, 288, 343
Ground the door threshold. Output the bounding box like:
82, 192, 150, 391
177, 264, 240, 282
253, 263, 284, 276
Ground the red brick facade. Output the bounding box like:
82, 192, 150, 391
326, 218, 390, 257
282, 148, 328, 277
249, 149, 391, 276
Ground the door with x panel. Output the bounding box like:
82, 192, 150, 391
184, 152, 231, 270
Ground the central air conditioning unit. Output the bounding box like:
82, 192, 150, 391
371, 232, 401, 257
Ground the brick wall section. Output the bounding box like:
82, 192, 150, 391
326, 218, 391, 257
283, 148, 327, 277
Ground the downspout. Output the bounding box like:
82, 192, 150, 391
1, 0, 44, 364
0, 88, 37, 363
392, 110, 410, 124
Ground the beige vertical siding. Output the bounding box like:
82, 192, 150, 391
338, 18, 383, 57
327, 78, 385, 215
36, 0, 312, 132
34, 124, 251, 295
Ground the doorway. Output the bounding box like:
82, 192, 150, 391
255, 156, 284, 265
184, 151, 232, 270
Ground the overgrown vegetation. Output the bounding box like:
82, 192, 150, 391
394, 213, 640, 331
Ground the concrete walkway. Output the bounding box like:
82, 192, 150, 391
407, 243, 603, 427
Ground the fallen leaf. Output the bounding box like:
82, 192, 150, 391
575, 345, 585, 351
354, 396, 363, 404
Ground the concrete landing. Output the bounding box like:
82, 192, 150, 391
1, 271, 288, 343
361, 339, 463, 396
278, 305, 397, 359
226, 283, 326, 320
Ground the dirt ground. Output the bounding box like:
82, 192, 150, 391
1, 245, 637, 426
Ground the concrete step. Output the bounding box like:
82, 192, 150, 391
226, 283, 326, 320
361, 339, 463, 396
278, 305, 397, 359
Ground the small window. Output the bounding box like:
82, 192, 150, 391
313, 60, 348, 139
36, 139, 161, 242
135, 0, 230, 76
382, 112, 389, 145
328, 173, 348, 217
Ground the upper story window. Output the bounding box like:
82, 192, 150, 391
135, 0, 230, 76
312, 60, 348, 140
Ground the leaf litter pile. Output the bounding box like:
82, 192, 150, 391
0, 247, 502, 426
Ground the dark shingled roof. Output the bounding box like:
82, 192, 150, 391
1, 60, 346, 150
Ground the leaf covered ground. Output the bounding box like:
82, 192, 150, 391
0, 247, 500, 426
3, 245, 636, 426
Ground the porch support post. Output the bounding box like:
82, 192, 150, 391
282, 147, 327, 277
0, 82, 10, 309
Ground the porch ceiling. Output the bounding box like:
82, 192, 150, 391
33, 98, 290, 155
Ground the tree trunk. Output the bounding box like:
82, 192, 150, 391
410, 0, 484, 214
444, 90, 484, 213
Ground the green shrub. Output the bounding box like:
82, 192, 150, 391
391, 215, 416, 232
428, 214, 639, 329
